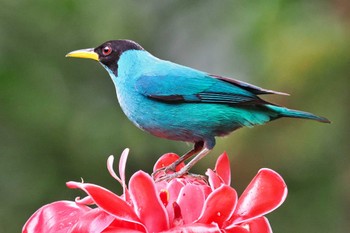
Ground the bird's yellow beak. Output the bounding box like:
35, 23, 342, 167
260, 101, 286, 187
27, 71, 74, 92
65, 48, 99, 61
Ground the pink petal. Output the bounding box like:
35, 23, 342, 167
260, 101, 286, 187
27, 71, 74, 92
69, 208, 115, 233
107, 152, 131, 203
129, 171, 169, 232
118, 148, 129, 184
107, 156, 123, 185
105, 218, 147, 232
229, 169, 287, 225
66, 181, 143, 229
167, 179, 185, 203
244, 217, 272, 233
215, 152, 231, 186
164, 179, 185, 222
107, 155, 123, 186
22, 201, 90, 233
225, 217, 272, 233
153, 153, 185, 172
224, 226, 250, 233
160, 223, 221, 233
177, 184, 206, 224
206, 169, 223, 190
74, 196, 94, 205
196, 185, 238, 227
102, 228, 144, 233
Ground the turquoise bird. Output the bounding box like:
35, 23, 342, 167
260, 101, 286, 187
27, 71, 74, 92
66, 40, 330, 180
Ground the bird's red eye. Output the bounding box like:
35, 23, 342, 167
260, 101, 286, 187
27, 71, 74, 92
102, 46, 112, 56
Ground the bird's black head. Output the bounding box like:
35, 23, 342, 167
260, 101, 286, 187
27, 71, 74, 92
94, 40, 144, 71
66, 40, 144, 75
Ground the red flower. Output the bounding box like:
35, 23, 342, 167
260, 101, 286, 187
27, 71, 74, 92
23, 149, 287, 233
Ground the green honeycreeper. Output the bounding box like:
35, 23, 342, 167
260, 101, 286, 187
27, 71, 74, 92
66, 40, 330, 180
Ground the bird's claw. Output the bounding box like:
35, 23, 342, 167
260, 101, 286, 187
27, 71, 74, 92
155, 171, 182, 182
152, 163, 177, 180
153, 167, 207, 183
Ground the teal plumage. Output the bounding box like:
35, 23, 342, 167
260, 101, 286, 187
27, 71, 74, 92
66, 40, 330, 179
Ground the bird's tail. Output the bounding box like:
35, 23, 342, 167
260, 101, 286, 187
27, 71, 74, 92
265, 104, 330, 123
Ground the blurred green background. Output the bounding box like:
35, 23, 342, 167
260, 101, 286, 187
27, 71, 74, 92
1, 1, 349, 232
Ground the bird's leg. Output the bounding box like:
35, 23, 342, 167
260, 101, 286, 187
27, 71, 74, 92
156, 147, 211, 182
152, 141, 204, 178
170, 141, 204, 170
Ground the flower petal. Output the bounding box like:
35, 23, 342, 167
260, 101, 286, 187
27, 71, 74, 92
224, 226, 250, 233
102, 227, 145, 233
107, 151, 131, 203
69, 208, 115, 233
225, 217, 272, 233
102, 228, 144, 233
105, 218, 147, 232
177, 184, 206, 224
74, 196, 94, 205
66, 181, 144, 230
163, 179, 185, 222
196, 185, 237, 227
215, 152, 231, 186
22, 201, 90, 233
245, 216, 272, 233
229, 169, 287, 225
129, 171, 169, 232
167, 179, 185, 204
118, 148, 129, 184
107, 156, 122, 185
153, 153, 185, 172
160, 223, 221, 233
206, 169, 223, 190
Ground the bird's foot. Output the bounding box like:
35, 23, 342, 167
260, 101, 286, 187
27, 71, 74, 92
155, 170, 184, 182
153, 147, 212, 182
154, 167, 207, 183
154, 166, 188, 182
152, 163, 177, 180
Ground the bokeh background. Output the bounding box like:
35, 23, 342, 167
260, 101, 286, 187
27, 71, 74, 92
1, 1, 349, 232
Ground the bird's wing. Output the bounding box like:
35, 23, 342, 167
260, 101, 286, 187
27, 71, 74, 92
209, 74, 289, 96
135, 73, 269, 105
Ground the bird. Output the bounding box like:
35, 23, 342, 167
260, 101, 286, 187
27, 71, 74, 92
66, 39, 330, 180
